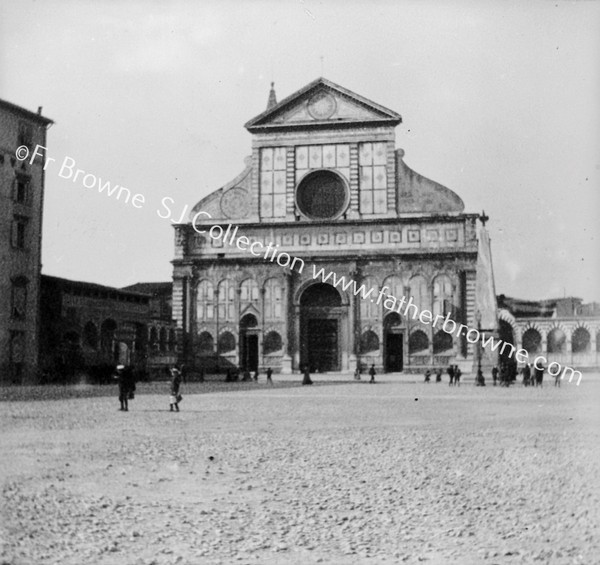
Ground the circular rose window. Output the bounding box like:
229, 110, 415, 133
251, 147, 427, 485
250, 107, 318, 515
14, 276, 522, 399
296, 170, 348, 220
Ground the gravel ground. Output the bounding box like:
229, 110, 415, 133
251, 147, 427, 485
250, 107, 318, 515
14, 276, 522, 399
1, 376, 599, 565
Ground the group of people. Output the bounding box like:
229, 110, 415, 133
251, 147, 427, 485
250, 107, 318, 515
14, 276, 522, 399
224, 367, 274, 384
113, 364, 185, 412
353, 364, 378, 383
423, 367, 447, 384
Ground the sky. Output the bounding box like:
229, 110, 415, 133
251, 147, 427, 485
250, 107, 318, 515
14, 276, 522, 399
1, 0, 599, 302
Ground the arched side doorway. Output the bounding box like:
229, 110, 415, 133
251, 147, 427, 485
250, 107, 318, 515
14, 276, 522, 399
239, 314, 259, 371
300, 283, 343, 372
384, 312, 403, 372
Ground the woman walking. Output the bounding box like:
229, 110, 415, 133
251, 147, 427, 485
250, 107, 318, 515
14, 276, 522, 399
169, 367, 182, 412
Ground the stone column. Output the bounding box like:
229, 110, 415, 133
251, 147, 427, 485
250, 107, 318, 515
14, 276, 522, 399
282, 269, 293, 373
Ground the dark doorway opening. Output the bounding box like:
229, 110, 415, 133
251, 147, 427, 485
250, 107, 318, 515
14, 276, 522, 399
306, 318, 339, 372
241, 334, 259, 371
300, 283, 342, 372
240, 314, 259, 371
385, 332, 403, 372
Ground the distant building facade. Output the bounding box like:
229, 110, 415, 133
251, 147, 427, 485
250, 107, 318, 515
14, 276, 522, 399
0, 99, 52, 383
498, 295, 600, 371
40, 276, 176, 381
172, 78, 497, 374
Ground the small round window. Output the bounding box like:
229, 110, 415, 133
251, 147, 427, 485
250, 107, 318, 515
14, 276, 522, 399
296, 170, 348, 220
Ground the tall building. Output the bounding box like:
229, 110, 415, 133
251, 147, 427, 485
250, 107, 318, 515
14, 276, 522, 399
0, 99, 53, 383
172, 78, 496, 374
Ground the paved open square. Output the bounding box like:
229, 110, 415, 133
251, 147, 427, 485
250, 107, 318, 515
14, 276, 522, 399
1, 376, 599, 565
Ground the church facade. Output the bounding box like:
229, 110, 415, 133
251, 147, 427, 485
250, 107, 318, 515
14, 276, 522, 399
172, 78, 495, 374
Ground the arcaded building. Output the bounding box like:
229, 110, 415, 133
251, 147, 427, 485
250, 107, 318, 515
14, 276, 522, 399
172, 78, 496, 374
0, 99, 53, 383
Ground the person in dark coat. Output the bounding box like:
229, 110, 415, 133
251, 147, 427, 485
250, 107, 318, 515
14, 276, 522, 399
169, 367, 182, 412
114, 364, 134, 411
424, 369, 431, 383
454, 366, 462, 386
302, 366, 313, 385
113, 365, 129, 412
435, 368, 442, 383
522, 363, 531, 387
266, 367, 273, 385
447, 365, 455, 386
535, 363, 544, 387
369, 364, 376, 383
492, 366, 498, 386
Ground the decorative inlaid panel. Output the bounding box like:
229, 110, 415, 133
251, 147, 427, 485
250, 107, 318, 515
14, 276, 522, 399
220, 188, 250, 219
317, 234, 329, 245
446, 228, 458, 242
389, 231, 402, 243
407, 229, 421, 243
426, 230, 439, 242
300, 234, 311, 245
371, 231, 383, 244
282, 235, 294, 246
353, 232, 366, 244
335, 233, 347, 245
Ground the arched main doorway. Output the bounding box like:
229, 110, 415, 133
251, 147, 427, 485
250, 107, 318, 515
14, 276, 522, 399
239, 314, 259, 371
300, 283, 342, 372
384, 312, 404, 372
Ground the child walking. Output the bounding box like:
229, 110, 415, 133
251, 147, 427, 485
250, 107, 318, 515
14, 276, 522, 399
169, 367, 182, 412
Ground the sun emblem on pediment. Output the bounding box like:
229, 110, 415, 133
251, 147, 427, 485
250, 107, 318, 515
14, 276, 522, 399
307, 91, 337, 120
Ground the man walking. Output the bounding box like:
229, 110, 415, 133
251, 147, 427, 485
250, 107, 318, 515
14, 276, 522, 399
369, 364, 376, 383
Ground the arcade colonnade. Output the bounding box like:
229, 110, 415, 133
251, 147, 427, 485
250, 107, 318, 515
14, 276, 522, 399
176, 261, 478, 374
498, 310, 600, 370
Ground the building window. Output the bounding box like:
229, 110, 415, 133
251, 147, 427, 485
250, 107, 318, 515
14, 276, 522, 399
240, 279, 259, 308
409, 275, 429, 312
260, 147, 287, 218
409, 330, 429, 354
296, 170, 348, 219
198, 331, 214, 354
9, 331, 26, 382
218, 331, 236, 353
83, 322, 98, 349
196, 280, 214, 321
14, 175, 31, 204
11, 216, 28, 249
263, 331, 282, 354
360, 330, 380, 354
18, 123, 33, 148
264, 278, 282, 320
359, 142, 387, 214
360, 276, 379, 319
432, 275, 453, 317
11, 277, 28, 319
159, 327, 167, 352
218, 280, 235, 320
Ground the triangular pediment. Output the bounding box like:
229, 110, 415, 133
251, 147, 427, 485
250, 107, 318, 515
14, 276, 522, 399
245, 77, 401, 132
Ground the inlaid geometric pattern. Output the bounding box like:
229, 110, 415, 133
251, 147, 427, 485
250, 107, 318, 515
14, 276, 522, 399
359, 142, 387, 214
295, 144, 350, 184
261, 147, 287, 218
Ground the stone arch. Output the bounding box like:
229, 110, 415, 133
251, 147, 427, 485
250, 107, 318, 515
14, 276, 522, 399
433, 330, 453, 354
264, 331, 283, 355
218, 331, 236, 353
547, 326, 567, 354
299, 282, 342, 307
360, 330, 380, 354
522, 327, 542, 355
294, 278, 349, 306
198, 331, 214, 353
409, 329, 429, 355
572, 326, 591, 354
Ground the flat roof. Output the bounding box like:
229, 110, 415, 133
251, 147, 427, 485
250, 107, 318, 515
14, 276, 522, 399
0, 98, 53, 126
